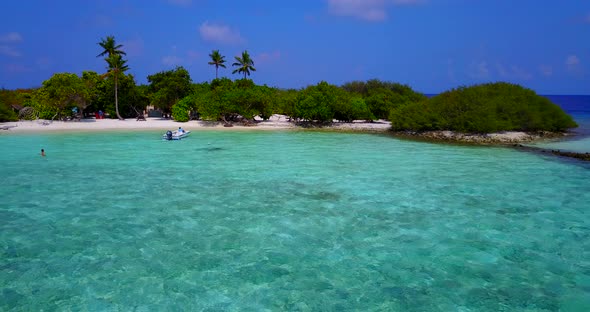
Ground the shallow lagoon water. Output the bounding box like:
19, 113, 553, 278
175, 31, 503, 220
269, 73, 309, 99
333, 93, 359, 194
529, 112, 590, 154
534, 95, 590, 153
1, 130, 589, 311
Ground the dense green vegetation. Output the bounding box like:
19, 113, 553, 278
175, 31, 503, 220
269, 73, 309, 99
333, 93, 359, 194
389, 82, 578, 132
0, 36, 577, 134
148, 67, 193, 115
0, 89, 20, 121
342, 80, 427, 120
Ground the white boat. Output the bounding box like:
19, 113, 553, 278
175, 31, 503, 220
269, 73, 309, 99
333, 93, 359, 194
163, 130, 191, 140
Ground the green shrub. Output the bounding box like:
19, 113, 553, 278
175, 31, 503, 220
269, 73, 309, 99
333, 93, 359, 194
342, 79, 427, 119
171, 95, 195, 122
293, 82, 336, 123
0, 88, 29, 121
0, 101, 18, 121
389, 82, 577, 133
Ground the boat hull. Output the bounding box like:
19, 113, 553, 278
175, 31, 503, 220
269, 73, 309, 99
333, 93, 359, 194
162, 130, 191, 140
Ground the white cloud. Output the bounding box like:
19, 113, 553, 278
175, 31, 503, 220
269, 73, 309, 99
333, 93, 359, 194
496, 63, 508, 77
469, 61, 489, 79
4, 63, 30, 73
353, 65, 366, 77
566, 55, 582, 74
0, 45, 21, 57
327, 0, 423, 22
0, 32, 23, 43
36, 57, 54, 70
447, 59, 456, 82
122, 37, 145, 57
496, 63, 532, 80
0, 32, 23, 57
539, 65, 553, 77
162, 55, 183, 66
186, 50, 200, 61
162, 49, 201, 66
199, 21, 245, 45
566, 55, 580, 66
255, 51, 281, 65
509, 66, 532, 80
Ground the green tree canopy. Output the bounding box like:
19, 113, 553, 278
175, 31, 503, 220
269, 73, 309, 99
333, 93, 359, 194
35, 73, 91, 119
293, 81, 338, 123
0, 89, 20, 121
232, 50, 256, 79
274, 89, 299, 118
342, 79, 426, 120
189, 78, 276, 123
293, 81, 374, 123
97, 35, 126, 58
147, 66, 193, 114
208, 50, 226, 79
94, 73, 144, 119
389, 82, 578, 133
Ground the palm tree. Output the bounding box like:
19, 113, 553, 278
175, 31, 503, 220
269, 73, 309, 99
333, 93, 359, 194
97, 35, 127, 119
105, 54, 129, 120
208, 50, 226, 79
232, 50, 256, 79
97, 35, 126, 58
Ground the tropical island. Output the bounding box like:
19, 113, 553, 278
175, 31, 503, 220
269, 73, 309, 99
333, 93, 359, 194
0, 36, 579, 146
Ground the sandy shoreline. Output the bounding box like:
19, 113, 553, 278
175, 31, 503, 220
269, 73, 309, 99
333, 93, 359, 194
0, 115, 392, 134
3, 115, 588, 161
0, 115, 574, 146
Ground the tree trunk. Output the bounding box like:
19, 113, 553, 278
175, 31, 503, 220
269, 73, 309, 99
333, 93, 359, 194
115, 75, 123, 120
216, 66, 218, 79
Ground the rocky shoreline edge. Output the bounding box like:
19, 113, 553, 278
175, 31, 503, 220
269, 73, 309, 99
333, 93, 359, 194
390, 130, 589, 162
389, 130, 567, 144
511, 144, 590, 162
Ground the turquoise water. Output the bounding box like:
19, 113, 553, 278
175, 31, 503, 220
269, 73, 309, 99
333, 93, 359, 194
532, 136, 590, 154
536, 94, 590, 153
529, 112, 590, 153
1, 130, 590, 311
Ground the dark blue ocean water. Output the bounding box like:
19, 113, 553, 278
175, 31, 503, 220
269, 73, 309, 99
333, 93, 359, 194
545, 95, 590, 136
545, 95, 590, 114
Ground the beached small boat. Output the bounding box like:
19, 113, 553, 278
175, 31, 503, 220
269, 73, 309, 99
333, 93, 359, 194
162, 130, 191, 140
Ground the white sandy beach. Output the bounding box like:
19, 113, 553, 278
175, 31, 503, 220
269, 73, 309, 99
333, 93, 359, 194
0, 115, 392, 133
1, 116, 567, 145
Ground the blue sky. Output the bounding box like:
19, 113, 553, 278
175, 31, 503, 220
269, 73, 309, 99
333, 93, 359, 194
1, 0, 589, 94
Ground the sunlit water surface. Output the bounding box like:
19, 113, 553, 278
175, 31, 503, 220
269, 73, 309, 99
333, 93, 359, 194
1, 130, 589, 311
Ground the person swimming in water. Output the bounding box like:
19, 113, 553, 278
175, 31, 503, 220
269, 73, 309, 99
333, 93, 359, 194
41, 149, 46, 156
